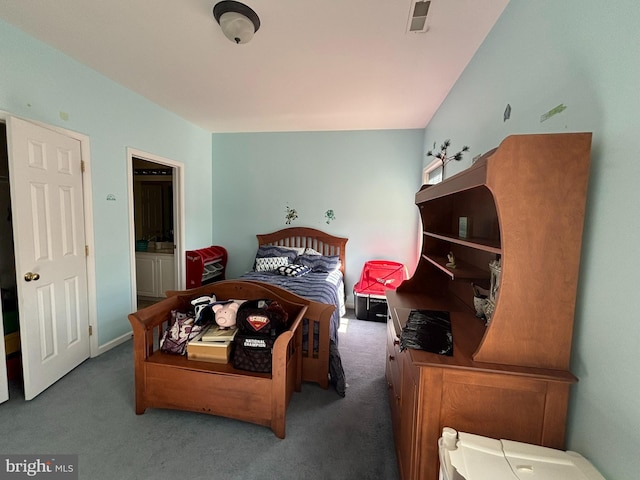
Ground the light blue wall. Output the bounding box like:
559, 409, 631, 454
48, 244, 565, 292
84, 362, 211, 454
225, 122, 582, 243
0, 20, 214, 346
423, 1, 639, 478
211, 130, 424, 300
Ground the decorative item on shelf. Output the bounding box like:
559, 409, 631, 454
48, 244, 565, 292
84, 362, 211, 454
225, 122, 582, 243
459, 216, 470, 239
472, 283, 489, 320
482, 258, 502, 325
325, 209, 336, 224
474, 296, 487, 319
445, 252, 456, 269
489, 258, 502, 303
426, 139, 470, 177
482, 300, 495, 325
285, 205, 298, 224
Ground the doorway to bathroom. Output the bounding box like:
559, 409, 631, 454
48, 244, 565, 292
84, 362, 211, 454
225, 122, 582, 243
127, 148, 184, 311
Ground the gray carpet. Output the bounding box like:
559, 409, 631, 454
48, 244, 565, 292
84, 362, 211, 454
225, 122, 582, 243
0, 311, 399, 480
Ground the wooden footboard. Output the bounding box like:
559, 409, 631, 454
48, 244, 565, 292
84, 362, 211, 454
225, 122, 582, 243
129, 281, 311, 438
243, 281, 335, 389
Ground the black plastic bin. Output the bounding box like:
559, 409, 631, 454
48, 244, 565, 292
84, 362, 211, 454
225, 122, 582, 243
353, 260, 407, 322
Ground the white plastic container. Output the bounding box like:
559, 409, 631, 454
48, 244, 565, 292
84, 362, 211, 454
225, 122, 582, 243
438, 427, 606, 480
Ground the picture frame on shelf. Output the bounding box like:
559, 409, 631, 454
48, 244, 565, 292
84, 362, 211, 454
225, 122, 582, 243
459, 216, 470, 239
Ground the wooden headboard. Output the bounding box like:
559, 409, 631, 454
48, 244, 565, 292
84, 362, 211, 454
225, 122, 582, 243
256, 227, 348, 279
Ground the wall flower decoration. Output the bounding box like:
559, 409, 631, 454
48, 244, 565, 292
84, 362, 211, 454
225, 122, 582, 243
285, 205, 298, 224
325, 209, 336, 224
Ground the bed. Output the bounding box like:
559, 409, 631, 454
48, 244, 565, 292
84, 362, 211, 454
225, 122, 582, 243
237, 227, 348, 394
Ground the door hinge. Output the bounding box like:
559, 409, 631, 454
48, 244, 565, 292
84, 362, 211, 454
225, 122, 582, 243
81, 160, 85, 173
89, 325, 93, 336
85, 245, 89, 257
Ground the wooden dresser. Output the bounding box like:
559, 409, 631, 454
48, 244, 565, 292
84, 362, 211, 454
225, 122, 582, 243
385, 133, 592, 480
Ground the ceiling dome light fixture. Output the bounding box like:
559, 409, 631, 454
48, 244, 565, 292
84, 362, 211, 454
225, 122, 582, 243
213, 1, 260, 45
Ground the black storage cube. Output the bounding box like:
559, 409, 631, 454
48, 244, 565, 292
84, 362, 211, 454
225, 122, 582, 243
354, 293, 388, 322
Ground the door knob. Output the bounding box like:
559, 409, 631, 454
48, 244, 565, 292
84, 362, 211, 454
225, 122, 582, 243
24, 272, 40, 282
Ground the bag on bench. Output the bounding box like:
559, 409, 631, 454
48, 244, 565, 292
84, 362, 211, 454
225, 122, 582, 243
160, 309, 200, 355
233, 299, 288, 372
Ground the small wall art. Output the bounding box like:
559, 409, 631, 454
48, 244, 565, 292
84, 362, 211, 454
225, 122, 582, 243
325, 209, 336, 224
285, 205, 298, 224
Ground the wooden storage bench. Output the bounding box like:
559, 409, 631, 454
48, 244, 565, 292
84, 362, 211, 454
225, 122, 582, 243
128, 280, 331, 438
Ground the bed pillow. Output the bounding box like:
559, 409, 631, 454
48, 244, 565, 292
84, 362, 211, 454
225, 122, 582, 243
255, 256, 290, 272
275, 264, 311, 277
296, 254, 341, 273
255, 245, 298, 261
281, 246, 306, 256
303, 247, 323, 256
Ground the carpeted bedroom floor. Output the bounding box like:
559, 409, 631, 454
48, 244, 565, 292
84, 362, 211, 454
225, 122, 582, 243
0, 309, 399, 480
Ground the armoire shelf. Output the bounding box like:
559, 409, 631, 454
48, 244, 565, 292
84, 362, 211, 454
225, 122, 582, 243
421, 254, 489, 281
385, 133, 592, 480
423, 231, 501, 254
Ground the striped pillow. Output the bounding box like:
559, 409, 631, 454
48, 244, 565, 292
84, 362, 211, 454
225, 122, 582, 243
255, 256, 289, 272
255, 245, 298, 262
295, 254, 341, 273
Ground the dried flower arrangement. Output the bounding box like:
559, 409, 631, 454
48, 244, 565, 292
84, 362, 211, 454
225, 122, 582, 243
426, 139, 470, 173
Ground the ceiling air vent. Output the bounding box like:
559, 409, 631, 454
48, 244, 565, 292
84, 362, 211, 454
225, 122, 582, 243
407, 0, 431, 33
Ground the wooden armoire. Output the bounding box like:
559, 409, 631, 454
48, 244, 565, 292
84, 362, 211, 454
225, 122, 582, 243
385, 133, 592, 480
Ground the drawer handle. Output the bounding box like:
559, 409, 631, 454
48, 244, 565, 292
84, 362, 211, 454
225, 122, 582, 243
389, 355, 395, 361
393, 339, 400, 346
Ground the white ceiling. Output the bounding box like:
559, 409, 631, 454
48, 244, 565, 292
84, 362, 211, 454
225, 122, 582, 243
0, 0, 508, 133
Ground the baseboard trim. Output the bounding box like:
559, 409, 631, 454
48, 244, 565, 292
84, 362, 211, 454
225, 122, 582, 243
94, 331, 132, 357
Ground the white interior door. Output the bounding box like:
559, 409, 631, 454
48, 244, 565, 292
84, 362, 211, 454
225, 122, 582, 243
0, 309, 7, 403
7, 116, 90, 400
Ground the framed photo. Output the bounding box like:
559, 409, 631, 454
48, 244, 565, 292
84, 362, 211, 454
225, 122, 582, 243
458, 216, 470, 238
